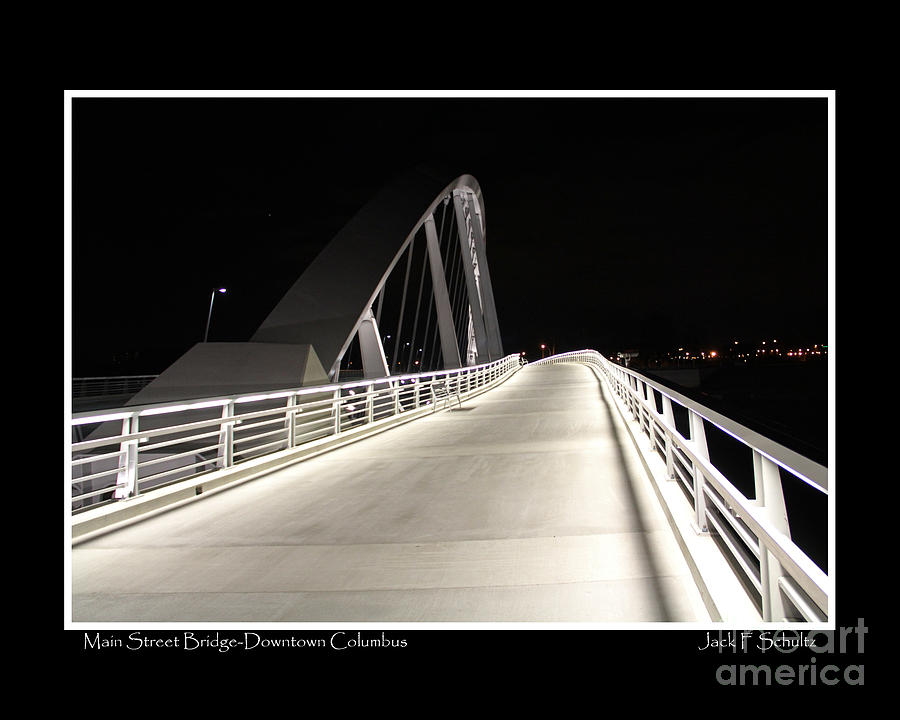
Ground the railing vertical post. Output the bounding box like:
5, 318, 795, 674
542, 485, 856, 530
333, 388, 342, 435
114, 412, 139, 499
366, 383, 374, 424
218, 401, 234, 468
631, 377, 640, 420
645, 384, 656, 450
662, 396, 675, 479
689, 410, 709, 533
414, 379, 420, 409
754, 450, 792, 621
753, 451, 790, 534
285, 394, 296, 449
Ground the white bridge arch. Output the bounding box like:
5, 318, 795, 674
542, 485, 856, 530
121, 169, 505, 408
252, 169, 504, 381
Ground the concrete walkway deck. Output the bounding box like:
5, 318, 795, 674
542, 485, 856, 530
71, 363, 709, 623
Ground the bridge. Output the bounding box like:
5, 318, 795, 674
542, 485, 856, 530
68, 170, 830, 625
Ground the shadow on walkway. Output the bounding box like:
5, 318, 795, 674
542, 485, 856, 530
593, 370, 674, 622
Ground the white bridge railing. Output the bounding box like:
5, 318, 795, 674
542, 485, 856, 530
70, 354, 521, 515
534, 350, 830, 623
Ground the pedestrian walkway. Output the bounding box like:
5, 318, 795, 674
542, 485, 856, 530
71, 363, 709, 623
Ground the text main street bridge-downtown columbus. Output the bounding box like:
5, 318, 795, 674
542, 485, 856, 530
69, 169, 830, 625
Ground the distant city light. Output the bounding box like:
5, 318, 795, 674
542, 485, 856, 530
654, 336, 825, 369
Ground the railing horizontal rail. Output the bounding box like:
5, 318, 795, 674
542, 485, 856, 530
70, 354, 522, 514
72, 375, 159, 398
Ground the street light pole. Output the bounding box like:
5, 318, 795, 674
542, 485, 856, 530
204, 288, 226, 342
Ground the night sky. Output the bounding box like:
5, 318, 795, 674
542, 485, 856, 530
70, 94, 829, 376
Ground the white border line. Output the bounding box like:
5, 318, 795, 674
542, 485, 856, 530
65, 90, 835, 632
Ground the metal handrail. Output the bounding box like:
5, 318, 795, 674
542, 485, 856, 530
534, 350, 830, 623
69, 354, 521, 513
72, 375, 159, 398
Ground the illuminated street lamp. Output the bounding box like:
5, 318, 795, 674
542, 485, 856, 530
204, 287, 227, 342
541, 343, 547, 359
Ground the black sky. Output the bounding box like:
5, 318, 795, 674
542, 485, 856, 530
70, 94, 828, 375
